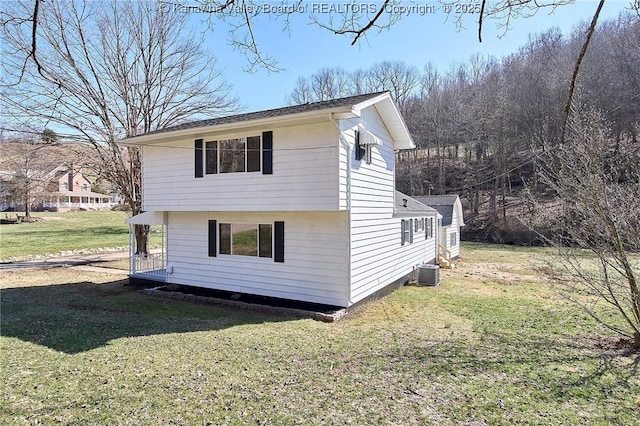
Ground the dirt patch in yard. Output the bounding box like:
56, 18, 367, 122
572, 333, 638, 354
449, 258, 542, 286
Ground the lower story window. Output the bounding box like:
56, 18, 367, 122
219, 223, 273, 258
449, 232, 457, 247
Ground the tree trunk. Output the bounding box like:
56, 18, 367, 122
23, 197, 30, 217
135, 224, 150, 255
490, 175, 497, 213
473, 183, 480, 214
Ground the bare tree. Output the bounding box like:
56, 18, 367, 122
287, 77, 315, 105
286, 62, 420, 107
536, 110, 640, 349
364, 61, 420, 110
0, 137, 59, 216
1, 0, 237, 252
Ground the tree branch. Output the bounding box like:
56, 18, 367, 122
560, 0, 606, 143
478, 0, 487, 42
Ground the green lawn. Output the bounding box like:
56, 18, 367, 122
1, 211, 144, 260
1, 243, 638, 425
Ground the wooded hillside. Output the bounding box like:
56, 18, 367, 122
288, 13, 639, 244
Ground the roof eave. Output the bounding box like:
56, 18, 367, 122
353, 93, 415, 150
119, 105, 359, 146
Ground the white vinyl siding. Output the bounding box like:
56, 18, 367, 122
165, 211, 349, 307
141, 121, 340, 212
442, 210, 461, 259
341, 106, 437, 304
135, 99, 440, 307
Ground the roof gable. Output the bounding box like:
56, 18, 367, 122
413, 195, 464, 226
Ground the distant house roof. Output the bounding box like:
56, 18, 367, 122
394, 191, 438, 217
413, 195, 461, 226
120, 92, 415, 150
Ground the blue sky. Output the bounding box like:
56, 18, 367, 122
189, 1, 631, 112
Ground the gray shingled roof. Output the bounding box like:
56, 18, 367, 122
126, 91, 389, 140
413, 195, 459, 226
394, 191, 438, 217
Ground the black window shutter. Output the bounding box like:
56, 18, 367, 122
401, 220, 406, 245
262, 131, 273, 175
208, 220, 217, 257
355, 130, 366, 161
195, 139, 204, 178
274, 221, 284, 262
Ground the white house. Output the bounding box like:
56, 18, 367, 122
120, 92, 440, 308
414, 195, 465, 266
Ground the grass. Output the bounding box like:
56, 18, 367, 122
1, 243, 639, 425
0, 211, 164, 260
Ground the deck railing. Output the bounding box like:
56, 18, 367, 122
132, 251, 167, 280
438, 243, 453, 269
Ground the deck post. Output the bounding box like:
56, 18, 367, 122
129, 224, 136, 275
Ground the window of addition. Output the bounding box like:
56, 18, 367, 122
401, 219, 413, 245
425, 218, 433, 239
449, 232, 457, 247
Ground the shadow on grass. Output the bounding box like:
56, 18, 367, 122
389, 330, 640, 403
0, 279, 284, 354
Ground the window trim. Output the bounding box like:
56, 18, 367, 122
401, 219, 413, 245
216, 136, 262, 174
214, 221, 283, 262
218, 222, 272, 258
198, 133, 264, 176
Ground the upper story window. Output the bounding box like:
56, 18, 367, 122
355, 130, 372, 165
196, 131, 273, 178
355, 127, 382, 165
205, 136, 260, 174
62, 182, 68, 190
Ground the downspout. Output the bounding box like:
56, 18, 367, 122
330, 112, 354, 307
435, 215, 441, 265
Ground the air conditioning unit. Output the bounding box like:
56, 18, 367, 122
417, 264, 440, 286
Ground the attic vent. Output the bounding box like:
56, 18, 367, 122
402, 198, 408, 208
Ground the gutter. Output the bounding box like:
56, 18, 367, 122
119, 106, 360, 146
